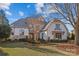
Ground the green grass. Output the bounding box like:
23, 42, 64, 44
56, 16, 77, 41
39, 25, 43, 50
1, 48, 48, 56
0, 42, 66, 56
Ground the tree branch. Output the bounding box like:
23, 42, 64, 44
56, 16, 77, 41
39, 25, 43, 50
54, 3, 75, 28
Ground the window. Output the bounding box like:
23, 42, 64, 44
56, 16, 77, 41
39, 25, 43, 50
20, 29, 24, 35
21, 31, 24, 35
55, 24, 60, 30
55, 33, 62, 39
11, 32, 14, 35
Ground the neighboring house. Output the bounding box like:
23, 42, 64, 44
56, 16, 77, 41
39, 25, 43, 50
9, 15, 46, 40
40, 19, 68, 41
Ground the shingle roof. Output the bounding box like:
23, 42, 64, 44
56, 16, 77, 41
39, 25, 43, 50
11, 18, 29, 28
11, 16, 46, 29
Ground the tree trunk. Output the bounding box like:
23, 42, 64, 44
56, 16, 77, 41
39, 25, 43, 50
34, 33, 39, 43
75, 27, 79, 45
75, 4, 79, 45
75, 16, 79, 45
34, 33, 37, 43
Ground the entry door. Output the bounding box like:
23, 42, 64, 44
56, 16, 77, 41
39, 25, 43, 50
29, 33, 34, 39
42, 33, 44, 39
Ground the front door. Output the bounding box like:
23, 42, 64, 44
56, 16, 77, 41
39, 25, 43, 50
42, 33, 44, 39
29, 33, 34, 40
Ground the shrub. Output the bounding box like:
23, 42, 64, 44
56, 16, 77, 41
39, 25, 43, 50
68, 32, 75, 40
50, 39, 68, 43
19, 38, 27, 42
0, 25, 11, 41
70, 33, 75, 40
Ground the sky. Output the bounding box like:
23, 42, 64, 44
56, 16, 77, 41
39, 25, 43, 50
0, 3, 74, 32
1, 3, 37, 24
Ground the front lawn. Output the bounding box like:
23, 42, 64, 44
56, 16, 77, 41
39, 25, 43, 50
0, 42, 66, 56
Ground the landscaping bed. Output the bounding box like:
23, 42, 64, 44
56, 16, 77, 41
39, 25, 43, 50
56, 43, 79, 55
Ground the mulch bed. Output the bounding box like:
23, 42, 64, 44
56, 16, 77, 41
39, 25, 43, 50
56, 43, 79, 55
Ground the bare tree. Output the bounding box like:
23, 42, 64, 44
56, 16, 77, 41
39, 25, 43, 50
26, 17, 45, 43
46, 3, 79, 45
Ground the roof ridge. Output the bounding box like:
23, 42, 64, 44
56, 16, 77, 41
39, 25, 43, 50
11, 18, 26, 25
